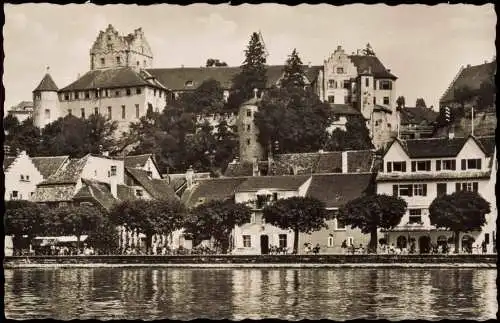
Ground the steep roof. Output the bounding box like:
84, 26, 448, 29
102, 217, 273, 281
316, 152, 343, 173
124, 154, 153, 169
73, 179, 118, 210
126, 167, 178, 201
117, 184, 139, 201
3, 157, 16, 171
236, 175, 310, 192
476, 136, 496, 157
399, 107, 438, 125
33, 73, 59, 92
347, 150, 375, 173
401, 137, 468, 158
41, 155, 89, 185
348, 55, 397, 79
59, 67, 166, 92
307, 173, 374, 208
31, 184, 77, 202
441, 61, 496, 103
330, 104, 361, 116
146, 65, 321, 91
181, 177, 248, 208
30, 156, 69, 179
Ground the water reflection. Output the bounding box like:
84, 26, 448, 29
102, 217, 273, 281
4, 268, 497, 320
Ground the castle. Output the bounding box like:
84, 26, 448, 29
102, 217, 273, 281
32, 24, 399, 161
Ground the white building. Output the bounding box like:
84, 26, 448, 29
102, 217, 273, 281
376, 135, 496, 254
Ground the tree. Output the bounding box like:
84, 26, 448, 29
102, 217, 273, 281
229, 32, 268, 109
396, 96, 406, 109
47, 204, 106, 251
176, 79, 226, 114
254, 87, 332, 154
183, 199, 252, 253
3, 117, 41, 156
86, 217, 120, 254
323, 115, 374, 151
476, 78, 495, 110
338, 194, 407, 253
262, 196, 328, 254
206, 58, 228, 67
109, 199, 186, 254
362, 43, 376, 56
428, 190, 490, 253
4, 200, 48, 254
280, 48, 305, 89
415, 98, 427, 108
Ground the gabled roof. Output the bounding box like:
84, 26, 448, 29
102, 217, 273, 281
126, 167, 178, 201
306, 173, 374, 208
440, 61, 496, 103
399, 107, 438, 126
236, 175, 310, 192
59, 67, 166, 92
33, 73, 58, 92
40, 155, 89, 185
73, 179, 118, 210
124, 154, 153, 169
31, 156, 70, 179
476, 136, 496, 157
181, 177, 248, 208
3, 157, 16, 171
330, 104, 361, 116
146, 65, 321, 91
31, 184, 77, 202
348, 55, 397, 79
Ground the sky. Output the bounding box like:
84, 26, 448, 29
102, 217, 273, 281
3, 3, 496, 112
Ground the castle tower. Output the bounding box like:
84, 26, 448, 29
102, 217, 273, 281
238, 89, 265, 163
32, 68, 60, 129
89, 24, 153, 71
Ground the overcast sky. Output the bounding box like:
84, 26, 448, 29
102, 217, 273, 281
3, 3, 496, 112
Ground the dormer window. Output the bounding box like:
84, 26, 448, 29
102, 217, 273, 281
110, 165, 117, 176
185, 80, 194, 87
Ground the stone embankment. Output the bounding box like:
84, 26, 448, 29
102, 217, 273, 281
3, 254, 497, 269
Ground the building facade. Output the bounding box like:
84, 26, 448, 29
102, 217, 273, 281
7, 101, 34, 123
376, 135, 496, 254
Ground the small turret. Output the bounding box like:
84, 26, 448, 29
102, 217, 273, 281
33, 67, 60, 129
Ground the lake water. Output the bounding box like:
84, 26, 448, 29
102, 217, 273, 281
4, 267, 497, 320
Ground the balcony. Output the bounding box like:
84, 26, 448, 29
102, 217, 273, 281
377, 170, 491, 182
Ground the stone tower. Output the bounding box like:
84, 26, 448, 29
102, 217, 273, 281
238, 91, 266, 163
32, 68, 60, 129
89, 24, 153, 71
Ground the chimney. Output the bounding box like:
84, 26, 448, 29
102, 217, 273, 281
186, 166, 195, 189
341, 151, 348, 173
77, 73, 81, 80
308, 61, 312, 68
448, 125, 455, 140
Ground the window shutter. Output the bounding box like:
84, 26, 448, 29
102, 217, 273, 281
411, 161, 416, 172
402, 162, 407, 172
473, 182, 478, 192
426, 161, 431, 171
423, 184, 427, 196
380, 162, 384, 172
456, 183, 461, 192
477, 159, 482, 169
408, 185, 413, 197
387, 162, 392, 173
461, 159, 466, 170
452, 160, 456, 170
393, 185, 398, 196
436, 160, 441, 171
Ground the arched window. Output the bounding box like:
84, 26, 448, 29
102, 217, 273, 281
327, 235, 334, 247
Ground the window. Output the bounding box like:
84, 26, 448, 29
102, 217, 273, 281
383, 97, 390, 105
374, 80, 377, 90
279, 234, 287, 248
64, 93, 69, 101
327, 235, 334, 247
159, 91, 162, 98
413, 183, 427, 196
247, 139, 251, 146
328, 96, 335, 103
110, 165, 117, 176
85, 91, 90, 99
100, 58, 105, 65
135, 104, 140, 118
456, 182, 478, 193
461, 158, 482, 170
95, 90, 99, 98
26, 175, 30, 181
136, 88, 142, 95
20, 175, 24, 181
136, 189, 143, 197
154, 89, 157, 96
67, 109, 72, 116
336, 67, 344, 74
185, 81, 194, 87
44, 109, 50, 119
121, 105, 126, 119
137, 61, 140, 67
365, 77, 369, 87
437, 183, 447, 197
243, 235, 251, 248
107, 44, 113, 51
107, 106, 112, 119
250, 214, 256, 224
11, 191, 18, 199
247, 124, 251, 131
485, 233, 490, 244
116, 56, 121, 65
246, 109, 252, 117
81, 108, 85, 119
373, 97, 376, 105
256, 195, 268, 209
409, 209, 422, 224
328, 80, 335, 88
345, 95, 351, 103
126, 88, 131, 96
94, 107, 99, 115
336, 216, 346, 230
115, 90, 120, 97
387, 161, 407, 173
74, 91, 79, 99
104, 89, 109, 97
380, 80, 392, 90
437, 159, 456, 171
273, 192, 278, 201
343, 80, 350, 89
393, 184, 413, 197
411, 160, 431, 172
143, 60, 147, 67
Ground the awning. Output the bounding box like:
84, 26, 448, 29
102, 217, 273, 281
33, 235, 88, 246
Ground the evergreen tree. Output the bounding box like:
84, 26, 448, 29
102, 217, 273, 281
415, 98, 427, 108
281, 48, 305, 89
396, 96, 406, 109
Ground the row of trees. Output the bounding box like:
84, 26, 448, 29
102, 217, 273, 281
5, 190, 489, 255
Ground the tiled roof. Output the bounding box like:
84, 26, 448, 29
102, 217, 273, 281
41, 155, 89, 184
224, 161, 269, 177
441, 61, 496, 103
347, 150, 375, 173
272, 153, 319, 175
476, 136, 496, 157
348, 55, 397, 79
59, 67, 165, 92
399, 107, 438, 125
306, 173, 374, 208
74, 179, 118, 210
401, 137, 468, 158
32, 184, 77, 202
33, 73, 58, 92
31, 156, 69, 179
236, 175, 310, 192
181, 177, 248, 208
3, 157, 16, 171
330, 104, 361, 116
124, 154, 153, 169
8, 101, 33, 112
126, 167, 178, 201
146, 65, 321, 91
316, 152, 343, 173
117, 184, 139, 201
